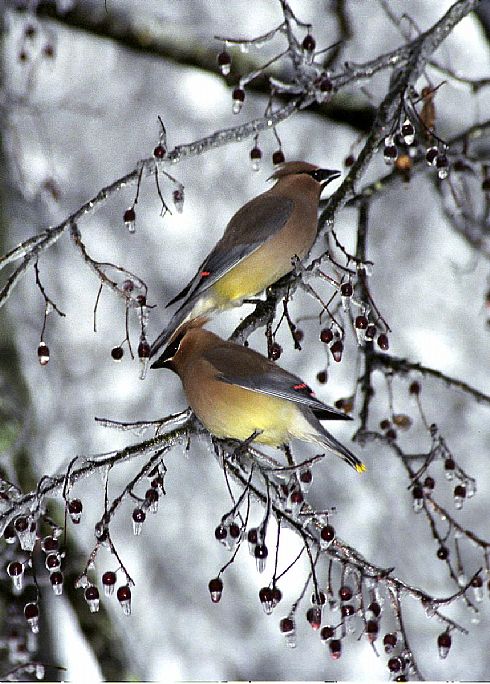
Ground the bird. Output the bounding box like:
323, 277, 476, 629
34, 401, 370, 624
150, 161, 341, 359
151, 319, 365, 473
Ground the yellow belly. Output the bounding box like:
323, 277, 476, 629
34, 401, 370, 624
190, 380, 299, 446
211, 245, 291, 304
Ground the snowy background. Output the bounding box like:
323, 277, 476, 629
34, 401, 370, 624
2, 0, 490, 680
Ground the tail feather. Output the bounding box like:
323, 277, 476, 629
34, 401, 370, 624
311, 424, 365, 473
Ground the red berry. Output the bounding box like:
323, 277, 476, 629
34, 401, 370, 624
365, 324, 376, 340
300, 469, 312, 484
293, 328, 304, 343
409, 380, 420, 395
254, 543, 268, 560
208, 577, 223, 603
318, 75, 333, 92
68, 499, 82, 514
24, 602, 39, 620
340, 282, 353, 297
14, 517, 28, 532
217, 51, 231, 68
320, 328, 333, 343
232, 87, 245, 102
436, 153, 449, 169
302, 34, 316, 52
111, 346, 124, 361
272, 150, 285, 165
229, 522, 240, 539
388, 657, 403, 672
123, 208, 135, 223
85, 585, 99, 601
117, 585, 131, 602
412, 484, 423, 500
132, 508, 146, 523
320, 524, 335, 543
153, 144, 166, 159
339, 585, 353, 601
425, 147, 438, 165
279, 617, 294, 633
330, 340, 343, 362
270, 342, 282, 360
102, 571, 117, 587
138, 340, 151, 359
316, 370, 327, 383
259, 586, 273, 604
320, 625, 335, 641
247, 528, 258, 545
37, 342, 50, 365
377, 333, 389, 350
329, 639, 342, 659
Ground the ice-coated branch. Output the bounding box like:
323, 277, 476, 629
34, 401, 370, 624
0, 415, 194, 534
219, 444, 473, 639
343, 119, 490, 208
371, 351, 490, 407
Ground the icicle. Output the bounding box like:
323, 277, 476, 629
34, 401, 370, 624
123, 208, 136, 233
84, 585, 100, 613
24, 603, 40, 633
14, 517, 37, 552
117, 585, 132, 615
37, 341, 50, 366
254, 543, 268, 573
383, 135, 398, 164
217, 50, 231, 76
259, 587, 274, 615
306, 606, 322, 630
102, 571, 117, 596
173, 188, 184, 213
208, 577, 223, 603
7, 561, 24, 594
232, 87, 245, 114
401, 119, 415, 145
437, 632, 451, 659
132, 508, 146, 535
50, 571, 63, 595
279, 616, 296, 648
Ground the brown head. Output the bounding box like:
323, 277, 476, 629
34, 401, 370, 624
269, 161, 341, 190
150, 317, 214, 373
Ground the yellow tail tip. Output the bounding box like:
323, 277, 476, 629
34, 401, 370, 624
356, 463, 367, 473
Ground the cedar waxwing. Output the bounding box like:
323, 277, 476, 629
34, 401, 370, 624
150, 161, 341, 358
151, 320, 365, 473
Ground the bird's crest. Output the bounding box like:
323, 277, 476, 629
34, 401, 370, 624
151, 316, 211, 369
167, 315, 210, 345
268, 160, 319, 181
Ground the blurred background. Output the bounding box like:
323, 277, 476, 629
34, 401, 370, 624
1, 0, 489, 680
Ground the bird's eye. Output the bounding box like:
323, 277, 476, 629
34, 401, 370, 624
306, 168, 341, 185
308, 169, 323, 182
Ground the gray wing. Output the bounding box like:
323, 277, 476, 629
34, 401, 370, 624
167, 195, 294, 312
203, 344, 351, 421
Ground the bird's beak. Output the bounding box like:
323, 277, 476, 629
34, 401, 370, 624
150, 356, 175, 371
319, 169, 341, 188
